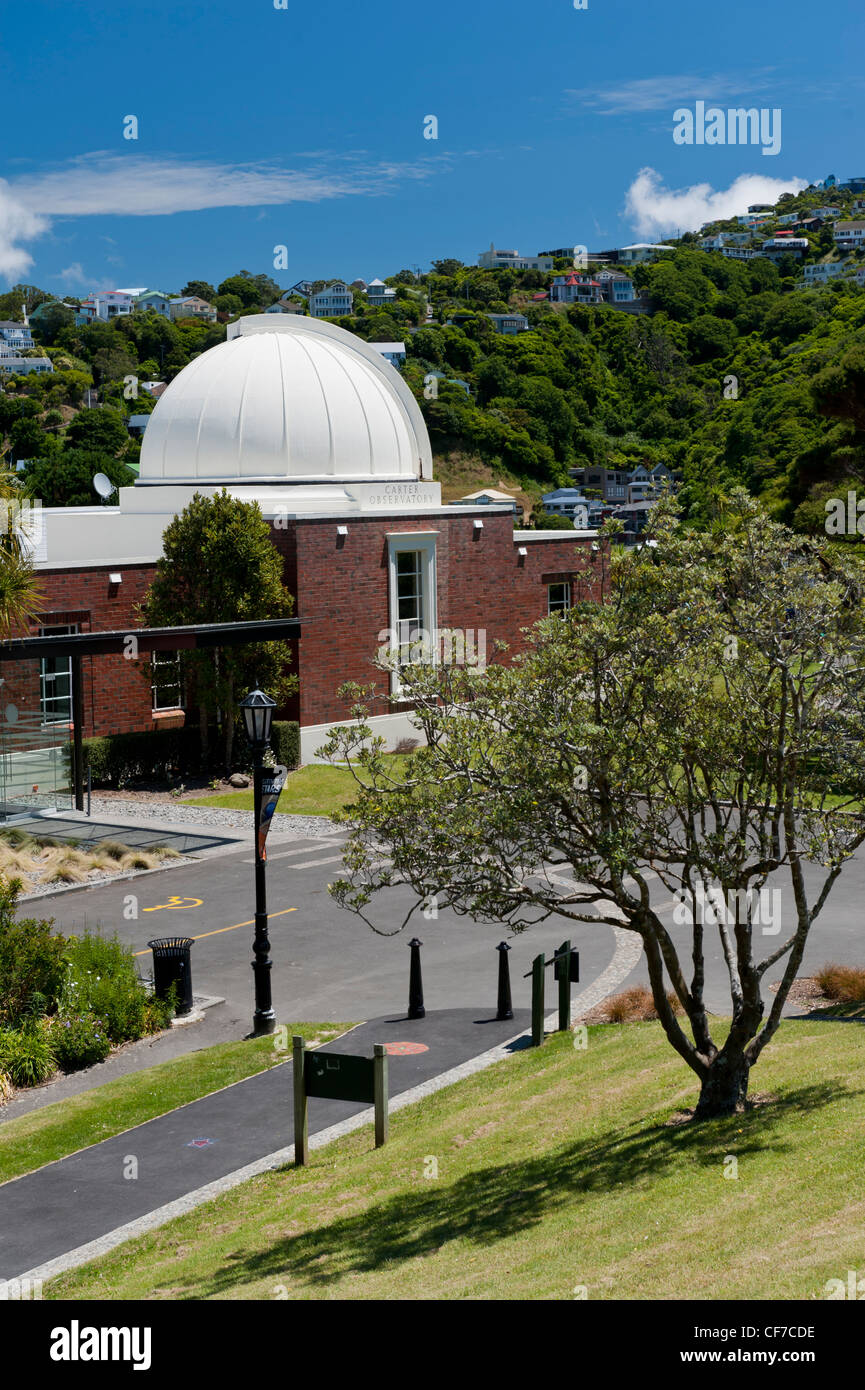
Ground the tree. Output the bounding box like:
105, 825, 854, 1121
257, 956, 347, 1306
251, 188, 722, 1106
23, 450, 135, 508
65, 408, 129, 456
181, 280, 216, 302
216, 274, 263, 310
322, 494, 865, 1119
431, 259, 464, 277
141, 491, 297, 767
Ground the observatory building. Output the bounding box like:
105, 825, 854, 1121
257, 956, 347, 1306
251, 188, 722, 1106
3, 315, 604, 789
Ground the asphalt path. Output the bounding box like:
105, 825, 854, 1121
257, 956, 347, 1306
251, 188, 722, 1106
26, 832, 619, 1029
0, 1008, 531, 1280
21, 827, 865, 1029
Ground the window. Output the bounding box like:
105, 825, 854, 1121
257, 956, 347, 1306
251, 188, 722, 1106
387, 533, 438, 696
548, 583, 571, 616
151, 650, 183, 711
39, 624, 76, 724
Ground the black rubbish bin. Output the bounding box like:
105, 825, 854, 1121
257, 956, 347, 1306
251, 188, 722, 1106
148, 936, 195, 1016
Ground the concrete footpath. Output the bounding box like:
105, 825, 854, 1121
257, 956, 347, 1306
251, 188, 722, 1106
0, 1007, 530, 1283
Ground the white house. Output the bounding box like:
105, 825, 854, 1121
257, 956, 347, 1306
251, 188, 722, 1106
550, 274, 603, 305
477, 245, 554, 271
803, 261, 849, 284
616, 244, 674, 265
597, 270, 637, 304
309, 282, 354, 318
370, 341, 406, 369
811, 206, 842, 218
720, 247, 760, 260
834, 220, 865, 251
0, 320, 53, 375
77, 290, 135, 323
366, 278, 397, 306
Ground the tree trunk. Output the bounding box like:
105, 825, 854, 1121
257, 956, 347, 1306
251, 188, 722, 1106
695, 1051, 750, 1119
198, 703, 210, 769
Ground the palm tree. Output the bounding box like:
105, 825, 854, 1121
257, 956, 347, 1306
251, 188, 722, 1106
0, 466, 43, 638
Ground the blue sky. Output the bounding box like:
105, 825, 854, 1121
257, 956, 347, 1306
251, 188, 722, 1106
1, 0, 861, 293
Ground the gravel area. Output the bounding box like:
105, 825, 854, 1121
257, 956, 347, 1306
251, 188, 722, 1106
85, 796, 340, 840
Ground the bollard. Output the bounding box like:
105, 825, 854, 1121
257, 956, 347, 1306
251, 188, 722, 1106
496, 941, 513, 1020
408, 937, 425, 1019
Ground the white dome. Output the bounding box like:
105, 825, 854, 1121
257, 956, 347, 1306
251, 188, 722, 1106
138, 315, 432, 485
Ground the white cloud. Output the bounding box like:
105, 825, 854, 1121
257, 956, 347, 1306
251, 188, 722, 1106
567, 71, 777, 115
624, 167, 808, 239
57, 261, 90, 288
0, 151, 440, 283
0, 179, 49, 280
9, 151, 435, 217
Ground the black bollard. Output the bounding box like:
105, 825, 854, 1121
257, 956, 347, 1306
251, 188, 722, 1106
496, 941, 513, 1020
408, 937, 425, 1019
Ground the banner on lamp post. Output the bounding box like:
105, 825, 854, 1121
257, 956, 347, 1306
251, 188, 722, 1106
258, 764, 288, 860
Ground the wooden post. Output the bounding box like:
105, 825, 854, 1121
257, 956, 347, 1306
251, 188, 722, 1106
373, 1044, 388, 1148
531, 953, 545, 1047
558, 940, 571, 1033
292, 1035, 308, 1166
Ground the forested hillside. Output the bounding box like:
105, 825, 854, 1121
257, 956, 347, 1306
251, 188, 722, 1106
2, 215, 864, 531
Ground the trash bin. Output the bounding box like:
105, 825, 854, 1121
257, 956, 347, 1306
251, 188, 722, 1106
147, 937, 195, 1016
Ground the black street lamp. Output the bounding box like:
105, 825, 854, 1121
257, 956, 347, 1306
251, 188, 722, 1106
240, 685, 277, 1036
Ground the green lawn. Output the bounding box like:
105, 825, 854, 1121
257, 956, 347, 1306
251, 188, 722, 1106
0, 1023, 350, 1185
190, 758, 408, 818
47, 1016, 865, 1301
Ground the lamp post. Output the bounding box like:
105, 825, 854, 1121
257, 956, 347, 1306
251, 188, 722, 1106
240, 685, 277, 1036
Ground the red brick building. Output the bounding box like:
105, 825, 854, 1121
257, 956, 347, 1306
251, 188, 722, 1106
11, 315, 605, 764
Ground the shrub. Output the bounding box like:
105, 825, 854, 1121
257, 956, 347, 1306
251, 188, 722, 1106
49, 1012, 112, 1071
0, 1027, 56, 1087
604, 985, 684, 1023
271, 720, 300, 770
81, 727, 201, 788
815, 963, 865, 1003
61, 931, 153, 1044
0, 879, 68, 1026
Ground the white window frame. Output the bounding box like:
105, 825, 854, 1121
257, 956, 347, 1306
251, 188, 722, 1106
151, 649, 183, 712
386, 531, 438, 699
548, 582, 571, 616
39, 623, 77, 726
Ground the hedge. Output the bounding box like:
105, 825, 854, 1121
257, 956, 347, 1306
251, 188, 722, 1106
82, 727, 201, 787
271, 720, 300, 771
81, 720, 299, 786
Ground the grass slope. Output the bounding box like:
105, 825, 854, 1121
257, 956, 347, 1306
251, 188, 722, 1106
0, 1024, 350, 1185
47, 1017, 865, 1301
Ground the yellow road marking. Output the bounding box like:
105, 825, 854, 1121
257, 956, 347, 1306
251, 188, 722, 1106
133, 907, 298, 956
142, 896, 204, 912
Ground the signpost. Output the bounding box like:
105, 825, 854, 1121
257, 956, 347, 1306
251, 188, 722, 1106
525, 942, 580, 1046
292, 1036, 388, 1165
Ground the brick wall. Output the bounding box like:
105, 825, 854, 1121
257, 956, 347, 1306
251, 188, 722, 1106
3, 564, 159, 737
7, 513, 606, 741
272, 511, 606, 728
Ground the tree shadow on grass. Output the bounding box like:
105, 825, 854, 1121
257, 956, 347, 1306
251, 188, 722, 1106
185, 1080, 853, 1297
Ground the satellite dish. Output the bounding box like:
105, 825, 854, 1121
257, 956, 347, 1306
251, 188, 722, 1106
93, 472, 117, 500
